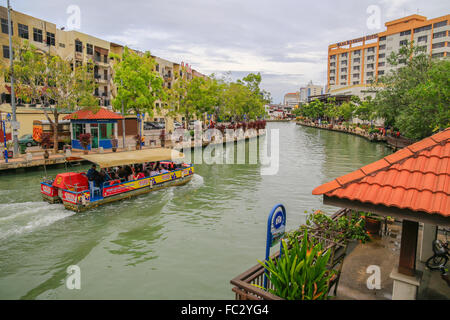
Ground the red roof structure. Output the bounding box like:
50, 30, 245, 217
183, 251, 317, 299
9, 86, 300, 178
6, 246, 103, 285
312, 128, 450, 217
64, 108, 123, 120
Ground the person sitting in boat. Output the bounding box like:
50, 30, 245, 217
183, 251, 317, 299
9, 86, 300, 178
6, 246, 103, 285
87, 164, 103, 187
117, 166, 128, 181
159, 165, 169, 174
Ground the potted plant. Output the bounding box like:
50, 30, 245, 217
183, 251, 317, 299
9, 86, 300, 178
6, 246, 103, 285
78, 133, 91, 155
6, 141, 13, 159
134, 134, 141, 150
360, 212, 382, 235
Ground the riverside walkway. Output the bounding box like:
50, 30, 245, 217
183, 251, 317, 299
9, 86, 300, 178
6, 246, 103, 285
0, 130, 265, 173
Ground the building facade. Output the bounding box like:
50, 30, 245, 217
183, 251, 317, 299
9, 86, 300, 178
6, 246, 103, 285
283, 92, 300, 108
299, 81, 323, 104
327, 14, 449, 99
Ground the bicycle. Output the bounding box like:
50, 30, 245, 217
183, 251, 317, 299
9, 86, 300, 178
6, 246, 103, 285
426, 236, 449, 271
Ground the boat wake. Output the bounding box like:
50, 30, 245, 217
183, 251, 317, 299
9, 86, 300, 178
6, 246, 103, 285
0, 201, 75, 240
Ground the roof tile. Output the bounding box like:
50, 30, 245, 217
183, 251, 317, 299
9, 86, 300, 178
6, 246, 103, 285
313, 128, 450, 217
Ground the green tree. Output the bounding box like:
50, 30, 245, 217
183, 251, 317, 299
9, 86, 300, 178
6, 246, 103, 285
372, 42, 449, 139
2, 41, 98, 153
111, 47, 165, 119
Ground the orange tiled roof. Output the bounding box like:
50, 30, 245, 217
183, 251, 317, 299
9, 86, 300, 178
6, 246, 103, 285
64, 108, 123, 120
312, 128, 450, 217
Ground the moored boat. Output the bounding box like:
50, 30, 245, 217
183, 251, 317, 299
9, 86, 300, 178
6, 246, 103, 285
40, 148, 194, 212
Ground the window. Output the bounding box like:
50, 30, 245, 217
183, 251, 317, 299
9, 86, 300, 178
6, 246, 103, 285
378, 70, 385, 75
353, 66, 360, 71
59, 43, 65, 48
353, 50, 361, 55
341, 75, 347, 80
399, 40, 408, 46
400, 30, 411, 36
353, 73, 360, 78
433, 21, 447, 28
379, 36, 386, 41
414, 25, 431, 33
432, 42, 446, 49
432, 52, 445, 58
330, 69, 335, 74
353, 81, 359, 85
75, 40, 82, 53
3, 45, 10, 59
341, 53, 347, 57
367, 56, 374, 61
378, 62, 385, 67
86, 43, 93, 55
379, 53, 385, 59
33, 28, 42, 43
46, 32, 55, 46
433, 31, 447, 39
72, 123, 86, 140
418, 35, 427, 43
367, 80, 373, 84
367, 47, 375, 53
99, 123, 113, 140
366, 72, 374, 77
18, 23, 28, 39
367, 63, 374, 69
156, 64, 159, 72
1, 18, 12, 35
330, 55, 336, 60
341, 60, 347, 65
330, 77, 335, 81
340, 82, 347, 85
330, 62, 335, 67
379, 44, 386, 50
341, 68, 347, 72
104, 55, 108, 63
418, 45, 427, 52
354, 58, 360, 63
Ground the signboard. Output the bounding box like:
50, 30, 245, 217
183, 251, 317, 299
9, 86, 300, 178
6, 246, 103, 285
337, 34, 378, 47
264, 204, 286, 289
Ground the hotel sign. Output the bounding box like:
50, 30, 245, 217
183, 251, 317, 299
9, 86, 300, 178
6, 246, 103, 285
337, 34, 378, 47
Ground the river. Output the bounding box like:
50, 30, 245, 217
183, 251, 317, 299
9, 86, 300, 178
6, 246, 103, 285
0, 122, 391, 299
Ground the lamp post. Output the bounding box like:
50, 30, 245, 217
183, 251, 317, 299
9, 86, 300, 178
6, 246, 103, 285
7, 0, 19, 157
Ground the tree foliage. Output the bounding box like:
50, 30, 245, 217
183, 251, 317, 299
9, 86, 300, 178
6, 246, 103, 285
371, 42, 450, 140
111, 47, 165, 117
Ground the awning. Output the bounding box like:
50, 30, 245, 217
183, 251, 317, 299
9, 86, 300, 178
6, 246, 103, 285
79, 148, 185, 168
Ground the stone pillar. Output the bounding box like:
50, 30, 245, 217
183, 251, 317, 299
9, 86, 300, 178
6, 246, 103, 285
419, 224, 437, 262
390, 268, 422, 300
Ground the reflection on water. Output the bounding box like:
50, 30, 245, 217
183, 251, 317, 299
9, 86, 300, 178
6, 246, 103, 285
0, 122, 391, 299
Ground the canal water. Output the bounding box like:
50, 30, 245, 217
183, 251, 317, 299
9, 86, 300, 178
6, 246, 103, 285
0, 122, 391, 299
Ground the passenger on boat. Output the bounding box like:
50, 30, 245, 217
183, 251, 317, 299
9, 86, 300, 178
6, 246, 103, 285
150, 169, 160, 176
117, 166, 128, 181
87, 164, 103, 187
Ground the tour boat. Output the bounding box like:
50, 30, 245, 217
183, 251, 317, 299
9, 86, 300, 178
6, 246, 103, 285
40, 148, 194, 212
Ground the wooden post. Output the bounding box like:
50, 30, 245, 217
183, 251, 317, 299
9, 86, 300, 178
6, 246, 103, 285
398, 220, 419, 276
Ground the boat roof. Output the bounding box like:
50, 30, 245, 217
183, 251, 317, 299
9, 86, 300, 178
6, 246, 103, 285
80, 148, 185, 168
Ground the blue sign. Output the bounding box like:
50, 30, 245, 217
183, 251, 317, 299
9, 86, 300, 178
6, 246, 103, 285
264, 204, 286, 289
207, 114, 211, 120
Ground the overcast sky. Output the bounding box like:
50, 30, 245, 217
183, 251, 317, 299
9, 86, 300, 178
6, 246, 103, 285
11, 0, 449, 103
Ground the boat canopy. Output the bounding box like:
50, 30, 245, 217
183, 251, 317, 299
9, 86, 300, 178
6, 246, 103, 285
79, 148, 185, 168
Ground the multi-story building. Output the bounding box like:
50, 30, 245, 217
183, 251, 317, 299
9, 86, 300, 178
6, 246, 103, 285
327, 14, 449, 99
299, 81, 323, 104
0, 6, 208, 135
283, 92, 300, 108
